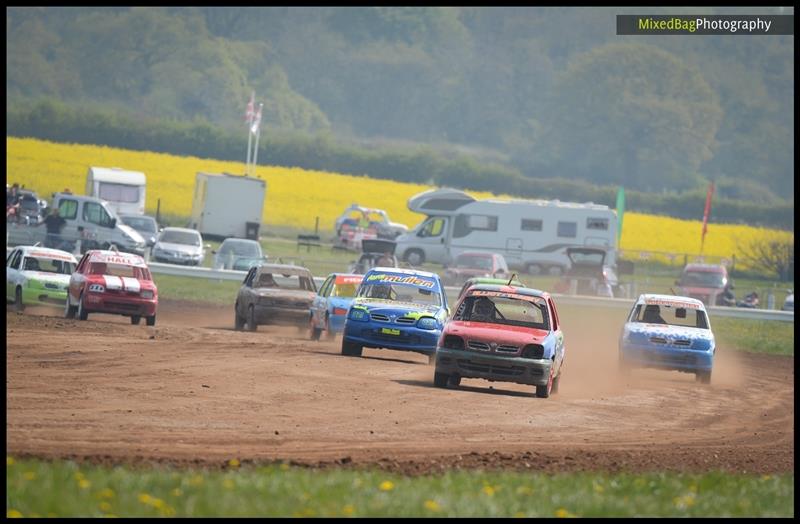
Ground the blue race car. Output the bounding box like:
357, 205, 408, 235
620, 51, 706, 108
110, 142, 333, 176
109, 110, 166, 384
341, 267, 448, 363
309, 273, 364, 340
618, 294, 716, 384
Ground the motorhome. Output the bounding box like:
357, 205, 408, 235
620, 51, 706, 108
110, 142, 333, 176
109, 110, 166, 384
85, 167, 146, 216
190, 172, 267, 240
394, 188, 618, 275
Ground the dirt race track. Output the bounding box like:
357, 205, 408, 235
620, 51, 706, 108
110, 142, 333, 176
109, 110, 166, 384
6, 299, 794, 476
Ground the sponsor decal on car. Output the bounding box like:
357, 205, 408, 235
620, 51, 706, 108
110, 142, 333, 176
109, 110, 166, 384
335, 275, 364, 285
365, 273, 436, 288
643, 298, 701, 309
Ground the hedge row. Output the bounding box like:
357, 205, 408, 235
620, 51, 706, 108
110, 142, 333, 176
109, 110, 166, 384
6, 98, 793, 230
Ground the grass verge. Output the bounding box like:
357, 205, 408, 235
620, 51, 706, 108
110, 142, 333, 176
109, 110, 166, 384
6, 457, 793, 518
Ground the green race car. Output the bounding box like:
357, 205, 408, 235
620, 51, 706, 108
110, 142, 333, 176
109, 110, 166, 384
6, 245, 77, 310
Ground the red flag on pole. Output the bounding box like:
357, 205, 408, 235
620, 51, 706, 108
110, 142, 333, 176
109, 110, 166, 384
245, 91, 255, 124
700, 181, 714, 253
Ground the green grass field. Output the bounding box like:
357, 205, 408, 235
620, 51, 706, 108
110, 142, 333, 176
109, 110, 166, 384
6, 457, 793, 518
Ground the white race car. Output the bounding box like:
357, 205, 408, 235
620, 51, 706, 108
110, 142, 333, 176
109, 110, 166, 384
6, 245, 78, 311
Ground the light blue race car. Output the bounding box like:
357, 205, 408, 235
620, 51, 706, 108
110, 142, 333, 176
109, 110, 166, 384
618, 294, 716, 383
341, 267, 448, 363
309, 273, 364, 340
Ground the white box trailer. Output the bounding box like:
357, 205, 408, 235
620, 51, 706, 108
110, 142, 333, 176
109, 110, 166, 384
190, 172, 266, 240
394, 188, 618, 275
86, 166, 146, 216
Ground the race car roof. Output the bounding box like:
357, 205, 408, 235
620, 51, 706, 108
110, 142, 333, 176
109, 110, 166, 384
367, 266, 439, 279
332, 273, 364, 285
466, 283, 548, 299
87, 250, 148, 267
637, 294, 705, 309
18, 246, 78, 262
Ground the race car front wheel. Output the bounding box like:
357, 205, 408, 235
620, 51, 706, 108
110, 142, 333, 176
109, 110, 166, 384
433, 371, 450, 388
77, 293, 89, 321
246, 305, 258, 332
14, 287, 25, 312
325, 315, 336, 341
695, 370, 711, 384
341, 340, 362, 357
146, 314, 156, 326
309, 316, 322, 341
234, 304, 246, 331
536, 366, 554, 398
64, 293, 77, 319
131, 316, 141, 325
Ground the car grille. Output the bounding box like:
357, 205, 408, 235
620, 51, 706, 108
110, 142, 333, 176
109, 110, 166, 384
640, 351, 697, 366
468, 340, 491, 351
649, 337, 693, 348
395, 316, 416, 324
467, 340, 519, 355
370, 313, 390, 322
105, 301, 141, 312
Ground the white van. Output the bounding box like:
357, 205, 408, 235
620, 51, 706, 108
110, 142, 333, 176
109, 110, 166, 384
86, 167, 146, 216
6, 193, 146, 256
395, 188, 618, 275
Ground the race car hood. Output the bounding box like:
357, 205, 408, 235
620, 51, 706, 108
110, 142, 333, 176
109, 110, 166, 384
254, 288, 316, 306
20, 271, 71, 288
352, 298, 446, 321
622, 322, 715, 347
444, 320, 549, 345
84, 274, 155, 293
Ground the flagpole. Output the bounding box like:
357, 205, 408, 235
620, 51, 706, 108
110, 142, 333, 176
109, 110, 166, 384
246, 126, 253, 176
245, 91, 255, 176
252, 103, 263, 176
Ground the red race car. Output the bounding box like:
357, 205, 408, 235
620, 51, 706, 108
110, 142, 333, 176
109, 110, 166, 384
65, 248, 158, 325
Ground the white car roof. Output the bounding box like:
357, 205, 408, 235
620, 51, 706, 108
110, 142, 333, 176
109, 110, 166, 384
17, 246, 78, 262
636, 293, 706, 310
86, 250, 148, 268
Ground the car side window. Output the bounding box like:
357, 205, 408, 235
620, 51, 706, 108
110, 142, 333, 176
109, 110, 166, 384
548, 298, 559, 331
244, 267, 257, 287
59, 199, 78, 220
75, 253, 90, 274
83, 202, 114, 228
9, 250, 22, 270
319, 276, 334, 297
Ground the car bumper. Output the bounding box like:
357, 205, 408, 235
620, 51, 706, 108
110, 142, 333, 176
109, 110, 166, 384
342, 322, 440, 354
619, 343, 713, 372
435, 347, 553, 386
83, 292, 157, 317
22, 287, 68, 306
254, 306, 310, 326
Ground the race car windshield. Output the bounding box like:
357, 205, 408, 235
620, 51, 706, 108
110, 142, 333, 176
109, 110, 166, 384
680, 271, 725, 288
632, 304, 709, 329
455, 255, 492, 270
358, 283, 442, 307
23, 256, 75, 275
88, 262, 149, 280
160, 231, 200, 246
455, 295, 549, 330
332, 283, 358, 297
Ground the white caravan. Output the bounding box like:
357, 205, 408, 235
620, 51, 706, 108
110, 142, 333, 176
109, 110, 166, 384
86, 167, 146, 216
394, 188, 618, 275
190, 172, 267, 240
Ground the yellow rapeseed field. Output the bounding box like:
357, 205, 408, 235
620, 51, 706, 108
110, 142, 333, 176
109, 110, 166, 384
6, 137, 792, 270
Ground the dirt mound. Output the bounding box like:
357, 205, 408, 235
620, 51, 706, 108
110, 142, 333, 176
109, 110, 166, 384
6, 300, 794, 475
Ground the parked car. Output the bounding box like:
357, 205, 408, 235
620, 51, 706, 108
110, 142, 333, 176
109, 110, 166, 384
674, 263, 734, 307
782, 291, 794, 311
442, 251, 510, 286
434, 284, 566, 398
15, 190, 48, 225
64, 248, 158, 325
456, 275, 526, 302
552, 247, 620, 297
334, 204, 408, 250
348, 239, 398, 274
618, 294, 715, 383
309, 273, 364, 340
151, 227, 209, 266
118, 214, 160, 247
212, 238, 266, 271
6, 245, 78, 311
234, 263, 317, 331
341, 267, 448, 363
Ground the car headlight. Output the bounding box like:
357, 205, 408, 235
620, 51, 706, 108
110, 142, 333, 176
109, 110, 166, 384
141, 290, 154, 299
88, 284, 105, 293
693, 339, 715, 352
348, 308, 369, 322
417, 317, 438, 330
